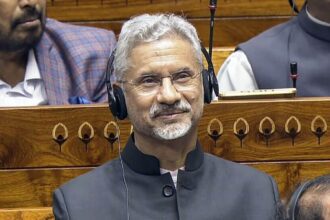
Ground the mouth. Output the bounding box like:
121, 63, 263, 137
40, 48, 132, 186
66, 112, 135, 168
156, 110, 186, 117
152, 110, 189, 121
14, 14, 41, 29
18, 17, 40, 25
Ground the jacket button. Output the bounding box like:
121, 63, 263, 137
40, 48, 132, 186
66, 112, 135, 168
162, 185, 174, 197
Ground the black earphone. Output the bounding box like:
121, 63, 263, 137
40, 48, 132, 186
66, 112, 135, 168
106, 45, 219, 120
289, 0, 308, 14
105, 48, 127, 120
287, 181, 310, 220
288, 0, 300, 13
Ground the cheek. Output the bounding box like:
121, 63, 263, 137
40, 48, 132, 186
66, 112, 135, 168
187, 85, 204, 104
0, 9, 11, 27
125, 94, 154, 118
0, 22, 11, 38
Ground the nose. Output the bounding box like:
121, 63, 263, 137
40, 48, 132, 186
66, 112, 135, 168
156, 78, 182, 105
19, 0, 38, 8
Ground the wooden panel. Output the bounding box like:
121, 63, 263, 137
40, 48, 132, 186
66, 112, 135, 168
74, 17, 288, 47
0, 161, 329, 208
102, 0, 127, 7
45, 0, 305, 46
203, 99, 330, 162
0, 106, 125, 168
0, 99, 330, 208
3, 99, 330, 169
46, 0, 306, 21
0, 207, 53, 220
0, 168, 92, 208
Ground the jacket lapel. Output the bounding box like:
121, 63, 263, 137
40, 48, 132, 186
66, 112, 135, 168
35, 26, 68, 105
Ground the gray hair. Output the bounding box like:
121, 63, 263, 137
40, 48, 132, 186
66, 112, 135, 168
113, 13, 203, 81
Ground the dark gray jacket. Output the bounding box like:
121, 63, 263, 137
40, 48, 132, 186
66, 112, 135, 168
238, 7, 330, 96
53, 136, 281, 220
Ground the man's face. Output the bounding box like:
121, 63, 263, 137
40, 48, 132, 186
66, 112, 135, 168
123, 37, 204, 141
0, 0, 46, 52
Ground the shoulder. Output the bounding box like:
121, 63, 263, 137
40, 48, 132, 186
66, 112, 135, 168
203, 154, 281, 218
238, 17, 298, 50
58, 159, 121, 195
45, 18, 115, 38
44, 18, 116, 51
53, 159, 126, 218
204, 154, 277, 189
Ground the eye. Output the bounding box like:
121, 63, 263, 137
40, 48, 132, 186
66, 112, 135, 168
172, 71, 193, 82
137, 76, 160, 87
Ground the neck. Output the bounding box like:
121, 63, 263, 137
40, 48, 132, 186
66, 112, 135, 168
307, 2, 330, 24
0, 49, 28, 87
134, 127, 198, 171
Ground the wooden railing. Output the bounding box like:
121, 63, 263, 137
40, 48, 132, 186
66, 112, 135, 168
45, 0, 306, 47
2, 98, 330, 213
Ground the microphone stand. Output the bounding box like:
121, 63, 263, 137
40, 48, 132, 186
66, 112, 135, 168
207, 0, 219, 97
208, 0, 217, 60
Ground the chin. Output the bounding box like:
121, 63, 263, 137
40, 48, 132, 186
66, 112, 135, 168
152, 122, 192, 140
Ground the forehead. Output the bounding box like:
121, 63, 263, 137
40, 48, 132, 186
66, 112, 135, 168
0, 0, 16, 7
0, 0, 46, 8
127, 37, 198, 76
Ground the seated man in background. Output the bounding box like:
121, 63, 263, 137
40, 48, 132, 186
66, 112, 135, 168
0, 0, 116, 107
53, 13, 282, 220
217, 0, 330, 96
287, 174, 330, 220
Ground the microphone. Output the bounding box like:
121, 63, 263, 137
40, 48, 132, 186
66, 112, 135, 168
290, 62, 298, 88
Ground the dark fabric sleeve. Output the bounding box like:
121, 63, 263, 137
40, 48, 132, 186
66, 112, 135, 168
53, 188, 70, 220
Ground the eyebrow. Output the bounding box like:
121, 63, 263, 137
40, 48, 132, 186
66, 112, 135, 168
138, 67, 195, 77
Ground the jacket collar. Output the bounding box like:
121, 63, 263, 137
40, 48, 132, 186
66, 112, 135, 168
121, 135, 204, 175
298, 6, 330, 42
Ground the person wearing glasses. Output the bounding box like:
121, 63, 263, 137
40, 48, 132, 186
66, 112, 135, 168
53, 14, 282, 220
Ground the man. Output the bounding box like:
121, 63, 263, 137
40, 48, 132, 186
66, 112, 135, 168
53, 14, 282, 220
0, 0, 116, 106
287, 174, 330, 220
217, 0, 330, 97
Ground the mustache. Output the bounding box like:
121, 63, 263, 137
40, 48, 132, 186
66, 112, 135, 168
150, 100, 191, 118
12, 7, 41, 27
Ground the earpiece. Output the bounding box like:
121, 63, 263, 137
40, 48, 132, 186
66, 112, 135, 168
287, 180, 311, 220
105, 49, 128, 120
288, 0, 300, 13
106, 45, 219, 119
201, 45, 219, 103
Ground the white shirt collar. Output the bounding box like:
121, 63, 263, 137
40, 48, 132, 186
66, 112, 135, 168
160, 167, 185, 188
306, 7, 330, 27
1, 50, 42, 96
23, 49, 42, 96
0, 49, 48, 107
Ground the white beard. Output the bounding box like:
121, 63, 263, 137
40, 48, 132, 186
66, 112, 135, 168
152, 121, 192, 140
